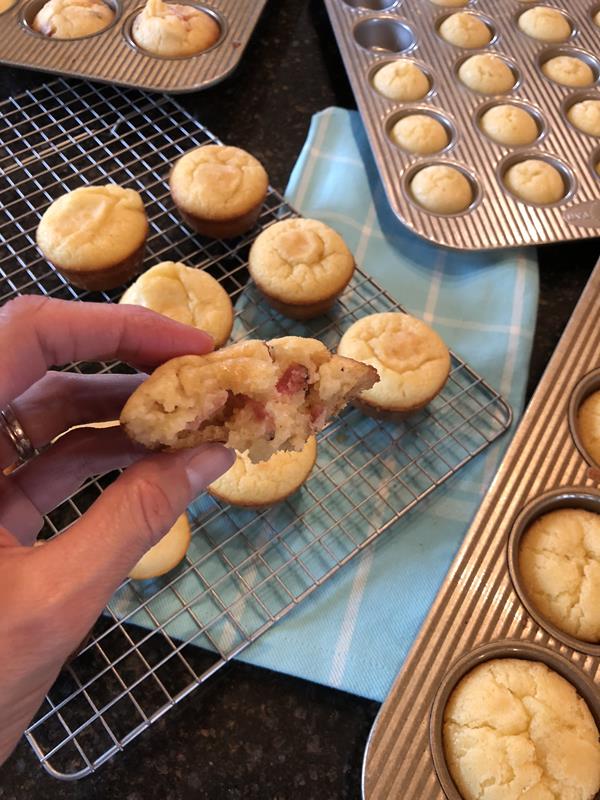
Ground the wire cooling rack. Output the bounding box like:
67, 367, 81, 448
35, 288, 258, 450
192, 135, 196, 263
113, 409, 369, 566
0, 79, 512, 779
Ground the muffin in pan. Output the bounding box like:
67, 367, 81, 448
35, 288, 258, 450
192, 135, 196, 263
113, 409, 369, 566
33, 0, 114, 38
443, 658, 600, 800
568, 100, 600, 137
578, 389, 600, 465
169, 145, 268, 239
129, 512, 191, 580
519, 508, 600, 643
390, 114, 449, 155
120, 261, 233, 349
410, 165, 473, 215
36, 184, 148, 291
120, 337, 378, 463
542, 55, 595, 88
131, 0, 220, 58
438, 13, 492, 50
504, 159, 565, 205
208, 435, 317, 508
480, 105, 539, 147
458, 53, 516, 95
338, 312, 450, 419
518, 6, 571, 43
248, 218, 355, 320
372, 60, 430, 102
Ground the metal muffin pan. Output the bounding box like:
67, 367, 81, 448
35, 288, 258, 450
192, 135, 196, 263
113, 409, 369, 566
0, 0, 267, 92
362, 256, 600, 800
324, 0, 600, 249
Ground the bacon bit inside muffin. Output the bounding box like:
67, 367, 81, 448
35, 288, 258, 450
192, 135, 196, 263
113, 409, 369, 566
276, 364, 309, 396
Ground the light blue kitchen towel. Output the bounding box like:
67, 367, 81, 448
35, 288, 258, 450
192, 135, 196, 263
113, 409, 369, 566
111, 108, 538, 702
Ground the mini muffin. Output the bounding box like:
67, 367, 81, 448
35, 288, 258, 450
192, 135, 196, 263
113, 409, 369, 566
438, 13, 492, 49
410, 165, 473, 214
519, 508, 600, 642
578, 389, 600, 465
132, 0, 220, 58
444, 658, 600, 800
595, 10, 600, 27
120, 337, 378, 463
120, 261, 233, 348
248, 218, 355, 320
458, 53, 515, 95
33, 0, 114, 37
390, 114, 449, 155
36, 185, 148, 291
504, 159, 565, 205
518, 6, 571, 42
542, 55, 595, 88
338, 313, 450, 418
170, 145, 268, 239
208, 435, 317, 508
480, 104, 539, 146
568, 100, 600, 137
372, 60, 430, 102
129, 513, 191, 580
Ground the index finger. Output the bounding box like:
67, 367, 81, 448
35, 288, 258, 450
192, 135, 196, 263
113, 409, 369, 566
0, 295, 215, 406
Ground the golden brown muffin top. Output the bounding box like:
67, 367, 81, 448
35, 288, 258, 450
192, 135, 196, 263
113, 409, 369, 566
338, 312, 450, 411
120, 261, 233, 348
170, 145, 268, 221
36, 184, 148, 271
132, 0, 220, 57
248, 218, 355, 305
33, 0, 114, 38
444, 658, 600, 800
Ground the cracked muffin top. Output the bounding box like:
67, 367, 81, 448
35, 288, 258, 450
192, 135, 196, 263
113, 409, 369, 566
33, 0, 114, 38
169, 145, 268, 222
443, 658, 600, 800
132, 0, 220, 57
338, 312, 450, 413
248, 218, 355, 306
519, 508, 600, 642
120, 261, 233, 348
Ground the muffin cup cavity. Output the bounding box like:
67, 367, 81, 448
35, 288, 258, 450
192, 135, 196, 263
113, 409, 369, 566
507, 487, 600, 657
537, 46, 600, 86
514, 5, 577, 43
403, 160, 481, 217
385, 106, 457, 155
474, 99, 546, 147
568, 367, 600, 468
368, 57, 435, 101
498, 151, 575, 207
353, 16, 416, 53
453, 50, 521, 94
342, 0, 399, 9
21, 0, 121, 40
430, 640, 600, 800
434, 11, 498, 49
122, 3, 226, 59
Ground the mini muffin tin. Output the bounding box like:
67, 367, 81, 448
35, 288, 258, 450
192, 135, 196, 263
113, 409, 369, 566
324, 0, 600, 249
0, 0, 267, 93
362, 256, 600, 799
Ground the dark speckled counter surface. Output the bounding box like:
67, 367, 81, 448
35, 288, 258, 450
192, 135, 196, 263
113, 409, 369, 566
0, 1, 598, 797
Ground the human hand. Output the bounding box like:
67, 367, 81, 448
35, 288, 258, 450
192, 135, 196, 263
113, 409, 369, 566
0, 295, 235, 765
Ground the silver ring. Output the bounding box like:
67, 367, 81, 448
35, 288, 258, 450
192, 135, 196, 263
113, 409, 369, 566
0, 404, 36, 463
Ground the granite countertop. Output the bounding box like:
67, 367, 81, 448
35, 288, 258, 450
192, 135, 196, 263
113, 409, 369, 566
0, 0, 598, 798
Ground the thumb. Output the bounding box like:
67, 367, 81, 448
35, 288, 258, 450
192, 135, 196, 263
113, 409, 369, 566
34, 444, 234, 623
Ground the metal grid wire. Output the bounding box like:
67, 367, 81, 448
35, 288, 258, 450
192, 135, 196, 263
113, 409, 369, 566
0, 79, 512, 780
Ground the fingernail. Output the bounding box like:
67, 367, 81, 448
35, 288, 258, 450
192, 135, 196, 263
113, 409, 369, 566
184, 444, 235, 491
